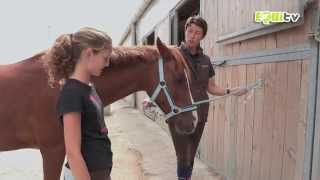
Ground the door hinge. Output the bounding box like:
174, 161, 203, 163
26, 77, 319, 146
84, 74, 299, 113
308, 27, 320, 42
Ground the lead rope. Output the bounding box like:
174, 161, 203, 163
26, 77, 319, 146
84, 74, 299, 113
192, 79, 264, 106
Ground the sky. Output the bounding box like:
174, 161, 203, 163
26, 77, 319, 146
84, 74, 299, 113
0, 0, 143, 64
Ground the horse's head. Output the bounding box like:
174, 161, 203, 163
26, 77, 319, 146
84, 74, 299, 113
150, 38, 196, 135
93, 38, 196, 135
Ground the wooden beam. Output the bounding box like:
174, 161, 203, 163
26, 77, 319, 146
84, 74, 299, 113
212, 43, 312, 66
216, 20, 304, 45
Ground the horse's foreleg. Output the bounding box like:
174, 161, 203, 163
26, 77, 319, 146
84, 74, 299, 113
40, 144, 65, 180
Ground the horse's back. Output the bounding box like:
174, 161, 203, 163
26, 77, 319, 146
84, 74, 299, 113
0, 53, 63, 151
0, 53, 48, 104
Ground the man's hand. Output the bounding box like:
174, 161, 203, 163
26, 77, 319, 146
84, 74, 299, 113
230, 87, 248, 96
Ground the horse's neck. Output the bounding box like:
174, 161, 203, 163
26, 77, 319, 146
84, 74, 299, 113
94, 49, 158, 106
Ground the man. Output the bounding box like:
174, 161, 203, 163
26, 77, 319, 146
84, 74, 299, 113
143, 15, 249, 180
179, 15, 247, 98
175, 15, 248, 180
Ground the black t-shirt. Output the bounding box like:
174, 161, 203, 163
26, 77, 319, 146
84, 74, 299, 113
57, 79, 112, 171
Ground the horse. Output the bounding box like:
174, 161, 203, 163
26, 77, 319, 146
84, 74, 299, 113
0, 38, 198, 180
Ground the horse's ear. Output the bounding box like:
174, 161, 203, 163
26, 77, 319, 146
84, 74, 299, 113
156, 37, 183, 74
156, 37, 171, 61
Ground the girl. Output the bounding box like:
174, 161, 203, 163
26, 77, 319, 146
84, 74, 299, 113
46, 27, 113, 180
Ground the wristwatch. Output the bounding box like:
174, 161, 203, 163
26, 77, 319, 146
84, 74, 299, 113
226, 88, 230, 94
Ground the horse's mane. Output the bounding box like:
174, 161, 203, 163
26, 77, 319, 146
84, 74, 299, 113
110, 45, 191, 80
11, 46, 191, 81
110, 46, 159, 66
170, 47, 192, 81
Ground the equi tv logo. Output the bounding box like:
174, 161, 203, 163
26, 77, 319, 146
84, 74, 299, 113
255, 11, 300, 25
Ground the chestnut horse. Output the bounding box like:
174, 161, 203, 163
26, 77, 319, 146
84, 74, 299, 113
0, 38, 199, 180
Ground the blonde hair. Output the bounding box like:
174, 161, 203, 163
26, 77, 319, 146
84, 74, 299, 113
45, 27, 112, 87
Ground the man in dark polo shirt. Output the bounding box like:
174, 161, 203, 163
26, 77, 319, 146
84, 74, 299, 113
176, 15, 248, 180
180, 15, 247, 99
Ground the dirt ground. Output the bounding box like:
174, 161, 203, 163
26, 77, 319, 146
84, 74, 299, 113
108, 107, 145, 180
0, 100, 222, 180
108, 100, 222, 180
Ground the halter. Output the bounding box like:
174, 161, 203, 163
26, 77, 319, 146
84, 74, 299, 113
150, 57, 197, 122
150, 56, 264, 122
